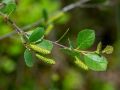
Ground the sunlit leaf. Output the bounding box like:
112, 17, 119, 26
29, 27, 44, 42
77, 29, 95, 49
84, 53, 108, 71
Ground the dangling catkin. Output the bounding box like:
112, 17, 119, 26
75, 56, 88, 70
36, 54, 55, 64
29, 44, 50, 54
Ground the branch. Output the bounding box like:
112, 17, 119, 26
62, 0, 89, 12
0, 0, 115, 41
0, 12, 23, 34
0, 12, 28, 43
0, 0, 89, 40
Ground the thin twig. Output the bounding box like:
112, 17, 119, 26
50, 41, 68, 48
0, 12, 28, 43
55, 28, 69, 43
0, 12, 22, 34
0, 19, 43, 40
0, 10, 91, 54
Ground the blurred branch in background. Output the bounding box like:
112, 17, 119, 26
0, 0, 89, 40
0, 0, 114, 40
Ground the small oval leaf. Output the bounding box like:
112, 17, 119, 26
77, 29, 95, 50
29, 27, 44, 42
24, 49, 34, 67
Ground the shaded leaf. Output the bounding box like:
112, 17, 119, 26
24, 49, 34, 67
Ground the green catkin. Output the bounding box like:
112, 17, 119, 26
75, 56, 88, 70
29, 44, 50, 54
36, 54, 55, 64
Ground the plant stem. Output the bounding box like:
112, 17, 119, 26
50, 41, 68, 48
0, 0, 90, 40
0, 12, 28, 43
55, 28, 69, 43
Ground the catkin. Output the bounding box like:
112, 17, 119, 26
75, 56, 88, 70
29, 44, 50, 54
36, 54, 55, 64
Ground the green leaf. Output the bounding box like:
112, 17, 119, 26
84, 53, 108, 71
29, 27, 44, 42
37, 39, 53, 52
77, 29, 95, 49
24, 49, 34, 67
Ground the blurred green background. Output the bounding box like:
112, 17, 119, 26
0, 0, 120, 90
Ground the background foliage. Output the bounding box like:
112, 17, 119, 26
0, 0, 120, 90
